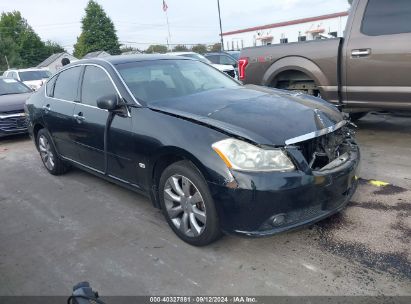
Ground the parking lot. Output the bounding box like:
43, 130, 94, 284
0, 112, 410, 296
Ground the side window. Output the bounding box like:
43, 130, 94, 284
206, 55, 219, 64
81, 66, 116, 107
46, 75, 58, 97
54, 66, 82, 101
361, 0, 411, 36
220, 55, 236, 66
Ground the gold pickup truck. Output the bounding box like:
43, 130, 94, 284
239, 0, 411, 119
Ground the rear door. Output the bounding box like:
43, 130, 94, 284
344, 0, 411, 108
42, 66, 82, 160
71, 65, 111, 173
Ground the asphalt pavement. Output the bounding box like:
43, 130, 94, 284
0, 112, 410, 296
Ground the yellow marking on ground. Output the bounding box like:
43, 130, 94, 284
369, 180, 389, 187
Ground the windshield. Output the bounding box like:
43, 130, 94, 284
19, 70, 51, 82
0, 78, 32, 95
116, 59, 239, 104
177, 53, 211, 64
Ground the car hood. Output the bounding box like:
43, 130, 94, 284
0, 92, 32, 113
148, 85, 345, 146
212, 64, 234, 72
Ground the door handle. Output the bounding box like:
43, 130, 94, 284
351, 48, 371, 57
42, 104, 50, 113
73, 112, 85, 123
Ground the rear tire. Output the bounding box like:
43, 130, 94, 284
36, 129, 69, 175
159, 160, 222, 246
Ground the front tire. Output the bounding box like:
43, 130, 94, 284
36, 129, 69, 175
159, 160, 222, 246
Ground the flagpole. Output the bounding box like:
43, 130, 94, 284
165, 9, 171, 50
217, 0, 224, 51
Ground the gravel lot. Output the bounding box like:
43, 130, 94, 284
0, 112, 410, 296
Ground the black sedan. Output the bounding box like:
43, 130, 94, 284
26, 55, 360, 246
0, 77, 32, 137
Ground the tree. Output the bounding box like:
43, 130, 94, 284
73, 0, 120, 58
145, 44, 168, 54
120, 46, 141, 54
172, 44, 188, 52
210, 43, 221, 52
44, 41, 65, 54
0, 11, 64, 70
191, 44, 207, 54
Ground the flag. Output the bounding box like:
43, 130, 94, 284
163, 0, 168, 12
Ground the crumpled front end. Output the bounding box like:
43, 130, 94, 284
208, 123, 360, 237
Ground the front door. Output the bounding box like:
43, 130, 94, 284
344, 0, 411, 108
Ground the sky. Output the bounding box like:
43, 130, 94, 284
1, 0, 350, 53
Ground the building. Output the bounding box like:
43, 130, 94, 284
222, 12, 348, 50
82, 51, 111, 59
37, 52, 78, 73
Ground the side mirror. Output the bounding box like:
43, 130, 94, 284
97, 94, 120, 111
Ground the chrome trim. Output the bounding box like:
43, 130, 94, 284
95, 58, 142, 106
60, 155, 105, 175
0, 112, 25, 119
285, 120, 347, 145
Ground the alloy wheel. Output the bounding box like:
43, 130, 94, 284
163, 174, 206, 237
38, 134, 55, 171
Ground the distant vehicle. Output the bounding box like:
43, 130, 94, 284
226, 50, 240, 60
3, 68, 51, 91
167, 51, 237, 79
26, 55, 359, 245
0, 77, 32, 137
239, 0, 411, 119
204, 52, 238, 68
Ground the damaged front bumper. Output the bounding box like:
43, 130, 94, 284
208, 129, 360, 237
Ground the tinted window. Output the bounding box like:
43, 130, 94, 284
54, 66, 82, 101
81, 66, 116, 106
116, 60, 238, 104
19, 70, 51, 81
0, 79, 31, 95
362, 0, 411, 36
220, 55, 236, 66
46, 76, 58, 97
205, 55, 219, 64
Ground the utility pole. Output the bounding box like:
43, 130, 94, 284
217, 0, 224, 51
5, 56, 10, 70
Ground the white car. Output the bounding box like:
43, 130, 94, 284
167, 52, 238, 79
3, 68, 52, 91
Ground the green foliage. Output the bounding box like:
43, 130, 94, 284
172, 44, 188, 52
0, 11, 65, 70
73, 0, 121, 58
191, 44, 207, 54
120, 46, 141, 54
145, 44, 168, 54
210, 43, 221, 52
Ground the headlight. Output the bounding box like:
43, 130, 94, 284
212, 138, 295, 172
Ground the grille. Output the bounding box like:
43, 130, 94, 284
0, 112, 28, 132
224, 70, 236, 78
297, 127, 351, 170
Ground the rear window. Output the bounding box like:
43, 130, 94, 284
361, 0, 411, 36
19, 70, 51, 81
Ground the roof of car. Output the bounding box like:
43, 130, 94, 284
75, 54, 192, 66
5, 68, 49, 72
